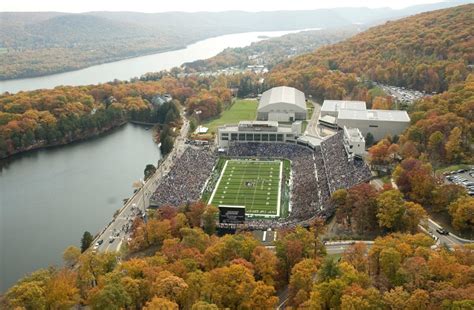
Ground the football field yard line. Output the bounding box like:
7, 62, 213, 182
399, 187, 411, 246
251, 162, 261, 211
209, 160, 281, 217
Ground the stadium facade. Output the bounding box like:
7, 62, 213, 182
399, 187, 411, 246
217, 120, 302, 148
257, 86, 307, 122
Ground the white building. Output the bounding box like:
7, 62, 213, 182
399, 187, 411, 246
217, 121, 302, 148
337, 109, 410, 141
343, 126, 365, 158
257, 86, 307, 122
320, 100, 366, 118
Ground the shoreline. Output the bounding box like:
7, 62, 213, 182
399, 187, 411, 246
0, 28, 315, 84
0, 121, 127, 164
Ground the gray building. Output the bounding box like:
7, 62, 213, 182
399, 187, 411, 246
337, 109, 410, 141
257, 86, 307, 122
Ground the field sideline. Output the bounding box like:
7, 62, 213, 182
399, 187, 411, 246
208, 159, 282, 217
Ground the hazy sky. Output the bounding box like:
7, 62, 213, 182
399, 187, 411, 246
0, 0, 446, 13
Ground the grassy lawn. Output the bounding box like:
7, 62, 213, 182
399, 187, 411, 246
203, 99, 258, 133
209, 160, 282, 217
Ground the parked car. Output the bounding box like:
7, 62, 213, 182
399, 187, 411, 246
436, 228, 449, 235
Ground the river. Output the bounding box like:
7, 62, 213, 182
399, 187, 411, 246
0, 28, 314, 292
0, 29, 317, 93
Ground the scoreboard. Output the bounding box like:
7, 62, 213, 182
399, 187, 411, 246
218, 205, 245, 224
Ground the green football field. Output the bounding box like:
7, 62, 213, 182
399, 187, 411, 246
209, 160, 282, 217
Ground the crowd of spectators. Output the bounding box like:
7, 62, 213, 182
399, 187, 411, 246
150, 146, 217, 207
320, 132, 372, 193
227, 142, 326, 225
149, 132, 372, 229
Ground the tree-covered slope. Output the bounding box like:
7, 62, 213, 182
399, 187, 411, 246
269, 4, 474, 94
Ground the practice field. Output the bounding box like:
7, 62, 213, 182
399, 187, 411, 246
202, 99, 258, 133
209, 160, 282, 217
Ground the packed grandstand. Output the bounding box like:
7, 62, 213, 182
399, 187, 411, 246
150, 132, 372, 229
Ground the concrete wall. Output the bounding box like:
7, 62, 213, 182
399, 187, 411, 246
337, 119, 409, 141
268, 112, 295, 122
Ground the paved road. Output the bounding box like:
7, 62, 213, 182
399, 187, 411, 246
370, 179, 472, 249
93, 112, 190, 253
304, 100, 321, 137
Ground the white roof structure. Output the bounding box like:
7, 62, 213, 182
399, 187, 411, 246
321, 100, 366, 113
343, 126, 365, 143
319, 115, 337, 125
239, 120, 279, 127
258, 86, 306, 112
194, 125, 209, 134
338, 109, 410, 122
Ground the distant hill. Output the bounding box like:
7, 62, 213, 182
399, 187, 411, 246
183, 28, 362, 72
269, 3, 474, 94
0, 0, 472, 80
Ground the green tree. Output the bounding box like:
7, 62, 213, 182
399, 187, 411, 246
160, 135, 174, 155
319, 257, 342, 282
88, 281, 131, 310
365, 132, 375, 147
144, 164, 156, 180
81, 231, 94, 253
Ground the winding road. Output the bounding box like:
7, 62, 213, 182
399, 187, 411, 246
93, 112, 190, 253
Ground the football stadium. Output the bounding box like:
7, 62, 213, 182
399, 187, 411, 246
208, 159, 283, 217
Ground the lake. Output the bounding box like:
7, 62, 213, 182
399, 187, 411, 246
0, 29, 317, 93
0, 124, 161, 292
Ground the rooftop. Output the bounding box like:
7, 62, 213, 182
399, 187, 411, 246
338, 109, 410, 122
321, 100, 367, 112
239, 120, 279, 127
258, 86, 306, 111
343, 126, 365, 143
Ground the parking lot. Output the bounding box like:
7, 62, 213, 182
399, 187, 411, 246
444, 167, 474, 196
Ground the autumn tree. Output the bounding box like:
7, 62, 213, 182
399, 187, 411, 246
251, 246, 279, 286
143, 297, 178, 310
449, 196, 474, 231
288, 259, 319, 307
445, 127, 463, 162
202, 205, 218, 235
63, 245, 81, 267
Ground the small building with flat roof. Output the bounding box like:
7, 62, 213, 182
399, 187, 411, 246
257, 86, 307, 122
343, 126, 365, 158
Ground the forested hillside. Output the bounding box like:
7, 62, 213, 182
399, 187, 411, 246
1, 1, 471, 80
268, 4, 474, 164
0, 72, 264, 159
184, 28, 360, 72
269, 4, 473, 94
